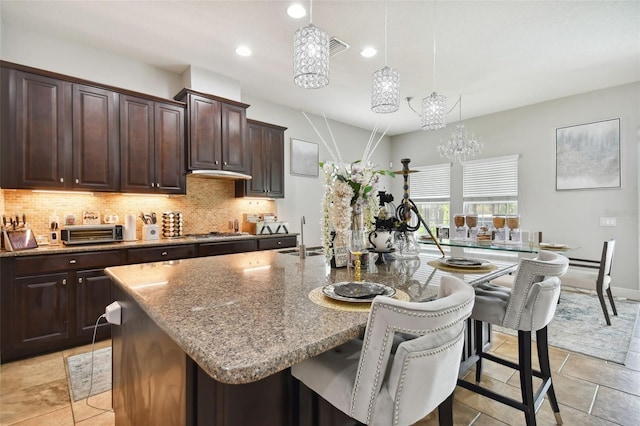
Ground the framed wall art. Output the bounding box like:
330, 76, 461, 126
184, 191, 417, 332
290, 138, 319, 177
555, 118, 620, 190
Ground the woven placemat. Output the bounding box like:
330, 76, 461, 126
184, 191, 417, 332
427, 260, 497, 273
309, 286, 410, 312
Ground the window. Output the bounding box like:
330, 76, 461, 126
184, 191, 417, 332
409, 163, 451, 235
462, 155, 519, 228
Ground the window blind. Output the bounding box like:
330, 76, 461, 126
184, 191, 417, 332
463, 155, 519, 198
409, 163, 451, 199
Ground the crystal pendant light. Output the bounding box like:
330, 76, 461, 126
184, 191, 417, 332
371, 1, 400, 113
421, 1, 446, 130
438, 96, 483, 163
293, 0, 330, 89
422, 92, 446, 130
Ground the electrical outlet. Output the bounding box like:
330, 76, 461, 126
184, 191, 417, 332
599, 217, 616, 227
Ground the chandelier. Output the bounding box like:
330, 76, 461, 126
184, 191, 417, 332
293, 0, 330, 89
405, 1, 446, 129
438, 95, 483, 163
371, 1, 400, 113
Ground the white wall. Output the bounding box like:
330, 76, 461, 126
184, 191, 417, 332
391, 83, 639, 293
1, 22, 182, 98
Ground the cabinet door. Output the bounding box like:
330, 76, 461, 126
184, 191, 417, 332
245, 124, 268, 196
221, 102, 248, 173
12, 272, 70, 353
120, 95, 155, 193
72, 84, 119, 191
10, 71, 71, 189
155, 102, 186, 193
188, 94, 222, 170
76, 269, 113, 339
265, 126, 285, 198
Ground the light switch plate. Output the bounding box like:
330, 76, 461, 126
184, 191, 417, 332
599, 217, 616, 227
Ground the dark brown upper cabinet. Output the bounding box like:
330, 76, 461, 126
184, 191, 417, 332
120, 95, 186, 194
236, 119, 287, 198
1, 69, 71, 189
1, 65, 118, 191
72, 84, 119, 191
174, 88, 250, 174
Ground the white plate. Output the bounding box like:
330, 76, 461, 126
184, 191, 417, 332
322, 282, 396, 303
438, 257, 491, 269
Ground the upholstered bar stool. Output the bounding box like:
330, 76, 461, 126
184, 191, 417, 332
292, 275, 475, 426
458, 250, 569, 426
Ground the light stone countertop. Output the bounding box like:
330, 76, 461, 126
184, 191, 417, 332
105, 251, 517, 385
0, 233, 297, 257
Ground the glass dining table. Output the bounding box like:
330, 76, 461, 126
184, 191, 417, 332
417, 237, 576, 254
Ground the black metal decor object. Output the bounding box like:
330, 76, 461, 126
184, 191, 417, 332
394, 158, 446, 257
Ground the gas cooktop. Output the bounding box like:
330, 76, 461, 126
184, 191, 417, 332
184, 232, 248, 239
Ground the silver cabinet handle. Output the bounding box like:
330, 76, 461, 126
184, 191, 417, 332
75, 178, 79, 184
215, 160, 219, 165
59, 178, 64, 183
277, 241, 282, 245
161, 251, 168, 256
69, 259, 77, 264
62, 278, 67, 286
223, 161, 228, 166
156, 183, 160, 188
78, 277, 83, 284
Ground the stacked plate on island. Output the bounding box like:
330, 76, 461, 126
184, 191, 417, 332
323, 282, 396, 303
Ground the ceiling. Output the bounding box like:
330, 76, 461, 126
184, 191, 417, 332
1, 1, 639, 135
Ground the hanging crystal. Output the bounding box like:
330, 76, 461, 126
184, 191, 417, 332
371, 1, 399, 114
421, 92, 446, 130
293, 23, 330, 89
371, 66, 400, 113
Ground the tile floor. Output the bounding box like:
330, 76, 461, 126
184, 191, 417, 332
2, 324, 640, 426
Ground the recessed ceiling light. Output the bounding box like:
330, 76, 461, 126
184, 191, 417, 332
235, 46, 252, 57
360, 47, 377, 58
287, 4, 306, 19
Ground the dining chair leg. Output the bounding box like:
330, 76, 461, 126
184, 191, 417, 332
518, 330, 536, 426
537, 327, 563, 425
606, 288, 618, 316
597, 286, 612, 325
475, 320, 484, 383
438, 390, 455, 426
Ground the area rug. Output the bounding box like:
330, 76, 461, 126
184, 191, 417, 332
496, 290, 639, 365
67, 346, 112, 401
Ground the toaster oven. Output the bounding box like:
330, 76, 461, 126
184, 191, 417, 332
61, 224, 124, 245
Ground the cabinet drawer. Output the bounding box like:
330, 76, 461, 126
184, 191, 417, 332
14, 250, 122, 276
198, 239, 257, 257
128, 244, 196, 264
258, 236, 297, 251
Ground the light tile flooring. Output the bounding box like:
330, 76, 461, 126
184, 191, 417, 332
2, 325, 640, 426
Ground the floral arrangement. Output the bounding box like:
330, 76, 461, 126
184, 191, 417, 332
303, 112, 395, 263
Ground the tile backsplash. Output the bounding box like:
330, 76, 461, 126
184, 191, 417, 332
1, 176, 276, 240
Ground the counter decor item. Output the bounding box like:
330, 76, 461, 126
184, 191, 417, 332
306, 112, 394, 266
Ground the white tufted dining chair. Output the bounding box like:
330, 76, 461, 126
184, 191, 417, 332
292, 275, 475, 426
458, 250, 569, 426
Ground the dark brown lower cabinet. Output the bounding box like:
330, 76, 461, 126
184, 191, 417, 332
0, 253, 120, 362
76, 269, 114, 339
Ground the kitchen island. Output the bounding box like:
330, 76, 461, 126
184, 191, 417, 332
105, 250, 517, 425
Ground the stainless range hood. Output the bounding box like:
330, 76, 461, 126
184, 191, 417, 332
187, 170, 252, 180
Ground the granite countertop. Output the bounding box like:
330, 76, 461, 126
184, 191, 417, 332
0, 233, 298, 257
105, 252, 517, 385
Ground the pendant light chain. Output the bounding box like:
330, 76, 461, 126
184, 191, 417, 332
432, 0, 437, 90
